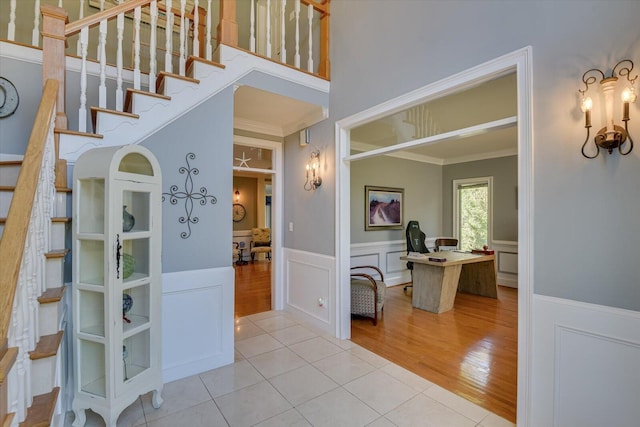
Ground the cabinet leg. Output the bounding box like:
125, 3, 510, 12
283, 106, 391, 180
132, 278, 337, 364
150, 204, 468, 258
152, 387, 164, 408
72, 408, 86, 427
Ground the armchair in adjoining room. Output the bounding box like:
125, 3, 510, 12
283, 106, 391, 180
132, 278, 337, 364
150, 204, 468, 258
250, 227, 271, 261
350, 265, 386, 326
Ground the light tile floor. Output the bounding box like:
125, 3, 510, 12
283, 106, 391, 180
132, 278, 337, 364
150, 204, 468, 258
65, 310, 515, 427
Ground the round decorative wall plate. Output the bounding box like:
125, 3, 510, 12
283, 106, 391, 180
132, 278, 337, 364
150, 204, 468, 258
0, 77, 19, 118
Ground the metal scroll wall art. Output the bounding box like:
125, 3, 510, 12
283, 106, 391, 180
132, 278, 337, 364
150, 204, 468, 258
162, 153, 217, 239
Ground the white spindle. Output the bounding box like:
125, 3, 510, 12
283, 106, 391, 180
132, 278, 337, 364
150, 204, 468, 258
206, 0, 213, 60
165, 0, 173, 73
116, 13, 125, 111
97, 0, 105, 60
58, 0, 63, 6
79, 27, 89, 132
266, 0, 272, 58
250, 0, 256, 52
134, 6, 142, 90
77, 0, 85, 55
149, 1, 158, 93
32, 0, 41, 46
8, 0, 16, 41
99, 20, 107, 109
179, 0, 187, 75
280, 0, 286, 62
193, 0, 200, 58
307, 3, 313, 72
294, 0, 300, 68
184, 17, 191, 60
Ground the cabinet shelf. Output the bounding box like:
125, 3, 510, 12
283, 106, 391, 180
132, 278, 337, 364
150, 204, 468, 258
73, 145, 163, 426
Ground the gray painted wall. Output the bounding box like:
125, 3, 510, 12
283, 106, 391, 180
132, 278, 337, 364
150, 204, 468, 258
442, 156, 518, 241
291, 0, 639, 311
350, 156, 442, 243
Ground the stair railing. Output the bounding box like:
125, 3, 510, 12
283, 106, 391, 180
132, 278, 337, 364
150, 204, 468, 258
0, 79, 58, 423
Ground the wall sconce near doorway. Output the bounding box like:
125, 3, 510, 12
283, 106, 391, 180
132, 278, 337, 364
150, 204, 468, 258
579, 59, 637, 158
234, 189, 240, 202
304, 150, 322, 191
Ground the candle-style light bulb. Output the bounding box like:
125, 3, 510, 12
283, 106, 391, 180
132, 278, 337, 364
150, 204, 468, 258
581, 96, 592, 128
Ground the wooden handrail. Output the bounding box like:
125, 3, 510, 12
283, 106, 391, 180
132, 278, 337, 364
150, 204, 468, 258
66, 0, 152, 37
0, 80, 59, 345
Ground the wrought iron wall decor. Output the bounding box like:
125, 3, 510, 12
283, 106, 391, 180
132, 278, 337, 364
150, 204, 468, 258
162, 153, 217, 239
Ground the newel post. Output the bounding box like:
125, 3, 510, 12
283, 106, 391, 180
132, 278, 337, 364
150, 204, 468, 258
218, 0, 238, 47
41, 4, 68, 130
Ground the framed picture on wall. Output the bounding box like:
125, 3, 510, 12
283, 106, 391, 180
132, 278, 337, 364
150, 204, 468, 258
365, 186, 404, 231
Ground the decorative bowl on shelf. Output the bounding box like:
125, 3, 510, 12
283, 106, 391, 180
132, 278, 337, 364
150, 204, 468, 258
123, 253, 135, 279
123, 293, 133, 316
123, 206, 135, 232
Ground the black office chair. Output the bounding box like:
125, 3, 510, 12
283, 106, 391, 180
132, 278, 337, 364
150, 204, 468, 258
404, 220, 429, 291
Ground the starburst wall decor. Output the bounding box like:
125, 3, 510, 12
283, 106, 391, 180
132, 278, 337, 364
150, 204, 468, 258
162, 153, 217, 239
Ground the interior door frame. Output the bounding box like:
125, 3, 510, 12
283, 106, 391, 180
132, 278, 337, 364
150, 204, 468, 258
335, 47, 534, 425
233, 135, 283, 311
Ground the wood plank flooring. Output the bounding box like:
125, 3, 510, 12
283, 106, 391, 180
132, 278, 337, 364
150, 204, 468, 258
234, 261, 517, 422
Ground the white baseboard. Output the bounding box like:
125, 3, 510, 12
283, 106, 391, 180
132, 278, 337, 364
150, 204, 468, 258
531, 294, 640, 427
161, 267, 234, 383
283, 248, 336, 335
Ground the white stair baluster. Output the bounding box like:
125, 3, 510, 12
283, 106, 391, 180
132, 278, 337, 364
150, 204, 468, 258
134, 6, 142, 90
76, 0, 85, 55
250, 0, 256, 53
149, 1, 158, 93
58, 0, 62, 6
32, 0, 41, 46
79, 27, 89, 132
165, 0, 173, 73
96, 0, 105, 60
206, 0, 213, 60
307, 3, 313, 72
280, 0, 286, 63
8, 0, 16, 41
266, 0, 271, 58
99, 20, 107, 109
116, 12, 125, 111
294, 0, 300, 68
179, 0, 186, 75
193, 0, 200, 58
185, 17, 191, 60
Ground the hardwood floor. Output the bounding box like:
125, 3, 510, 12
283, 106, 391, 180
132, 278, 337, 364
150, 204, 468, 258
234, 260, 272, 318
233, 261, 517, 422
351, 284, 518, 422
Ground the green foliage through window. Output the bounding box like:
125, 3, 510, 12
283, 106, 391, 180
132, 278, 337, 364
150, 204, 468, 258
458, 184, 488, 251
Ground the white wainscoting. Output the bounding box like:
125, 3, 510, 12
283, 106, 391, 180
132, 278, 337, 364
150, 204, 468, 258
492, 240, 518, 288
351, 240, 410, 286
161, 266, 235, 383
531, 295, 640, 427
283, 248, 336, 335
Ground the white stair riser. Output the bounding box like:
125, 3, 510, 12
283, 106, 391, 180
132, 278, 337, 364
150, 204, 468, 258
51, 222, 68, 251
55, 192, 67, 218
31, 351, 61, 397
130, 94, 171, 115
160, 77, 200, 97
190, 61, 225, 81
39, 300, 64, 337
0, 190, 12, 217
0, 164, 21, 186
94, 112, 139, 135
46, 257, 65, 289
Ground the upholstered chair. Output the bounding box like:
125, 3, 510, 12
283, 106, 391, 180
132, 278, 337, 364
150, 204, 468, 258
250, 228, 271, 261
350, 265, 386, 325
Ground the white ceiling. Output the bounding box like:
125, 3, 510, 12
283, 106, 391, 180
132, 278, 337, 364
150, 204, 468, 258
350, 73, 519, 164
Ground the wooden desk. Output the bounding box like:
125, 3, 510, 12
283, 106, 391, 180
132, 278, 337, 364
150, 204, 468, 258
400, 251, 497, 313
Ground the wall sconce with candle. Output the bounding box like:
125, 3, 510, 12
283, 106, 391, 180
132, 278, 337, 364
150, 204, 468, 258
234, 189, 240, 202
304, 150, 322, 191
579, 59, 636, 158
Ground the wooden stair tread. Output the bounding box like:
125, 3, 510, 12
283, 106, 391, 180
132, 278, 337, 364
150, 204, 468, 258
156, 71, 200, 93
19, 387, 59, 427
38, 287, 66, 304
124, 88, 171, 113
1, 217, 70, 224
0, 347, 18, 383
0, 160, 22, 166
29, 332, 63, 360
44, 248, 69, 259
55, 128, 104, 139
186, 55, 226, 72
2, 413, 15, 427
55, 187, 72, 193
1, 186, 70, 192
90, 107, 140, 119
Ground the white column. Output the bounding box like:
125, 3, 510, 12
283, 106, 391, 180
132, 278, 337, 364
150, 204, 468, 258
206, 0, 213, 60
116, 12, 125, 111
32, 0, 41, 46
165, 0, 173, 73
99, 20, 108, 109
133, 6, 142, 90
307, 3, 313, 72
149, 0, 158, 92
79, 27, 89, 132
294, 0, 300, 68
280, 0, 286, 63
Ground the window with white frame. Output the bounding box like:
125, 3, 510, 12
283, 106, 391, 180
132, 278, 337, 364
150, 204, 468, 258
453, 177, 493, 251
